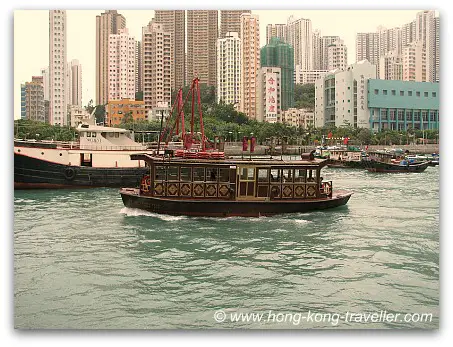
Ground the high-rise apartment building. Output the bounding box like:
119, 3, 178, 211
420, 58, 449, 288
260, 37, 294, 111
266, 24, 287, 44
312, 30, 323, 70
96, 10, 126, 105
216, 32, 241, 105
20, 84, 26, 119
378, 26, 402, 55
70, 59, 82, 106
320, 36, 340, 71
356, 32, 380, 74
379, 50, 403, 80
108, 28, 136, 101
401, 20, 416, 48
135, 41, 143, 94
25, 76, 46, 122
416, 10, 436, 83
40, 67, 49, 101
239, 13, 260, 119
435, 16, 440, 82
49, 10, 67, 126
187, 10, 218, 86
287, 16, 312, 71
327, 39, 348, 71
220, 10, 251, 38
154, 10, 186, 90
402, 41, 426, 82
142, 20, 173, 112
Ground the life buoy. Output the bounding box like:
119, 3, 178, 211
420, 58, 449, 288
64, 167, 76, 180
140, 175, 151, 193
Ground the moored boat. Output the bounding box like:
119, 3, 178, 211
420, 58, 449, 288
363, 151, 430, 173
14, 124, 154, 189
326, 148, 367, 169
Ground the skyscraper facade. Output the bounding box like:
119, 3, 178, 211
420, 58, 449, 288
154, 10, 186, 90
220, 10, 251, 38
216, 32, 241, 105
142, 21, 173, 112
96, 10, 126, 105
287, 16, 312, 71
402, 41, 426, 82
49, 10, 67, 126
239, 13, 260, 120
108, 28, 136, 101
25, 76, 46, 122
70, 59, 82, 106
135, 41, 143, 94
416, 10, 436, 82
187, 10, 218, 86
260, 37, 294, 111
327, 39, 348, 71
265, 23, 287, 44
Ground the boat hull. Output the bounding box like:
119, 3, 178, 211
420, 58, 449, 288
120, 189, 353, 217
327, 160, 366, 169
14, 152, 149, 189
364, 160, 429, 173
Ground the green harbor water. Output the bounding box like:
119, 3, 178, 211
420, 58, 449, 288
14, 166, 439, 329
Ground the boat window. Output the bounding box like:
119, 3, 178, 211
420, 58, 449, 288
258, 168, 269, 182
91, 132, 97, 137
207, 168, 218, 182
86, 132, 91, 138
109, 133, 114, 137
282, 169, 293, 183
193, 167, 205, 181
115, 133, 120, 138
155, 166, 166, 181
219, 168, 230, 182
240, 167, 255, 180
168, 166, 179, 181
79, 132, 84, 137
270, 169, 281, 182
294, 169, 306, 182
307, 170, 317, 182
180, 167, 191, 181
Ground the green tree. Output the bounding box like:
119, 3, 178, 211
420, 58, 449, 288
121, 112, 134, 125
94, 104, 106, 125
294, 83, 315, 110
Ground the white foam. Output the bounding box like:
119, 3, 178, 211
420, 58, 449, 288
119, 207, 187, 221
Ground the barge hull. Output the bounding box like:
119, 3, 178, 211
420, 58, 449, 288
14, 153, 148, 189
120, 189, 352, 217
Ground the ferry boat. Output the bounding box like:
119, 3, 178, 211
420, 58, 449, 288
119, 77, 352, 217
119, 152, 353, 217
363, 151, 430, 173
14, 124, 153, 189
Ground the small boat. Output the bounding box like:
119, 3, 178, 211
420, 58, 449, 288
119, 152, 352, 217
326, 148, 367, 169
363, 151, 429, 173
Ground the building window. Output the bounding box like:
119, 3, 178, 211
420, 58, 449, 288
383, 90, 387, 95
432, 92, 437, 97
416, 91, 420, 97
408, 91, 412, 96
374, 89, 379, 95
391, 90, 396, 96
400, 91, 404, 96
424, 92, 428, 97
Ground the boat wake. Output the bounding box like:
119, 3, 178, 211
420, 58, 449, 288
119, 207, 187, 221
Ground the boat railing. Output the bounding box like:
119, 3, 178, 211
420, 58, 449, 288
77, 145, 149, 151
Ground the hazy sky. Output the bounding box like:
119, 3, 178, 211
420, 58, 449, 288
13, 4, 436, 119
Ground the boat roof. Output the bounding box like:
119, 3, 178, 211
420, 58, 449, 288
75, 123, 130, 133
131, 154, 328, 168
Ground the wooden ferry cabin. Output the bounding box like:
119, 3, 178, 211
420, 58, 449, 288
119, 153, 352, 217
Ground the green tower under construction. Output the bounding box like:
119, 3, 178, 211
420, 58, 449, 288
260, 37, 294, 111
